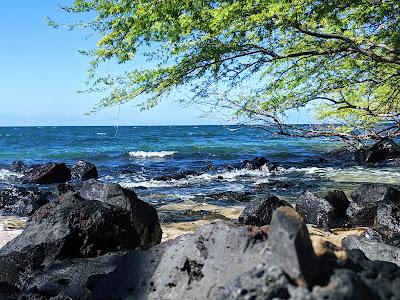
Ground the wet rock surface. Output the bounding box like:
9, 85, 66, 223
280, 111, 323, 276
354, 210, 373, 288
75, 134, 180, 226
238, 194, 290, 226
71, 160, 99, 180
153, 170, 202, 181
194, 191, 254, 203
240, 156, 277, 171
0, 186, 48, 216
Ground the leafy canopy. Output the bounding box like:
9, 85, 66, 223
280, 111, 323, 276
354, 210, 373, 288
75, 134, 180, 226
54, 0, 400, 141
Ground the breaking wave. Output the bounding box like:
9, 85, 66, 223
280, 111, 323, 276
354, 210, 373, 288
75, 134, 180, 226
127, 151, 177, 158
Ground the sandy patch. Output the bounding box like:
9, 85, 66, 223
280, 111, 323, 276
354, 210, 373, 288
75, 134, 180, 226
159, 202, 244, 220
0, 216, 26, 248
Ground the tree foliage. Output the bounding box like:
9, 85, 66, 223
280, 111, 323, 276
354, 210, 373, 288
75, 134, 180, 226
53, 0, 400, 143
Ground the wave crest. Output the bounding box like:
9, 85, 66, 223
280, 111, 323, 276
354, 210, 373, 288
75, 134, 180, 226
128, 151, 177, 158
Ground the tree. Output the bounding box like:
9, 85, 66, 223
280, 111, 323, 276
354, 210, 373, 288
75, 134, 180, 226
52, 0, 400, 145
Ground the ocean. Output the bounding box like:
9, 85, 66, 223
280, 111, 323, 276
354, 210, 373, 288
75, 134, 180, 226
1, 125, 399, 216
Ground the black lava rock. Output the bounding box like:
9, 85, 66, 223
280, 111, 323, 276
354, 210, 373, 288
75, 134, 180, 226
71, 160, 98, 180
342, 235, 400, 266
296, 191, 336, 229
267, 206, 319, 285
355, 139, 400, 164
238, 194, 290, 226
0, 192, 141, 267
323, 190, 350, 216
22, 163, 72, 184
79, 179, 162, 249
0, 186, 48, 216
347, 184, 400, 227
374, 202, 400, 247
241, 157, 277, 171
153, 170, 202, 181
88, 221, 272, 299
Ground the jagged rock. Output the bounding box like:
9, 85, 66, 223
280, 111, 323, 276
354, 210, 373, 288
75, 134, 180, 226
238, 194, 290, 226
87, 221, 271, 300
267, 206, 319, 285
194, 191, 254, 203
374, 202, 400, 247
323, 190, 350, 216
221, 265, 373, 300
241, 157, 277, 171
0, 186, 48, 216
11, 161, 31, 173
0, 193, 142, 268
22, 163, 72, 184
220, 264, 291, 300
255, 180, 294, 190
362, 227, 384, 242
355, 139, 400, 164
79, 180, 162, 249
153, 170, 202, 181
344, 249, 400, 299
351, 183, 400, 203
311, 269, 374, 300
347, 184, 400, 227
342, 235, 400, 266
296, 191, 336, 229
56, 183, 75, 196
71, 160, 98, 180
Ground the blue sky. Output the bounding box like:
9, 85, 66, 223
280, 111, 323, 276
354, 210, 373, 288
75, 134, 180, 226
0, 1, 312, 126
0, 0, 221, 126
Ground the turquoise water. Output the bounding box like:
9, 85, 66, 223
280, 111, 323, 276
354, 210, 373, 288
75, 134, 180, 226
0, 126, 399, 207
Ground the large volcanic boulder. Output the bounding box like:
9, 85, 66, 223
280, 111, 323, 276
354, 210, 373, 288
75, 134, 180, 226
71, 160, 98, 180
238, 194, 290, 226
347, 184, 400, 227
296, 190, 349, 229
355, 139, 400, 164
0, 192, 142, 268
79, 180, 162, 249
266, 206, 319, 286
20, 163, 72, 184
0, 186, 48, 216
86, 221, 272, 300
374, 202, 400, 247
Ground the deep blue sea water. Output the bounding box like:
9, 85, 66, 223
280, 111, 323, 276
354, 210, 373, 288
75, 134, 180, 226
1, 126, 399, 210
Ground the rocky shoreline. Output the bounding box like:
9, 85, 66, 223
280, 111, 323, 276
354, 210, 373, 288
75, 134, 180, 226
0, 150, 400, 299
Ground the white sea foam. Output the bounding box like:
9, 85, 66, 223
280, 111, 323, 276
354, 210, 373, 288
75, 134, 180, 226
96, 132, 107, 135
282, 166, 400, 184
121, 167, 273, 189
127, 151, 177, 158
0, 169, 23, 181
